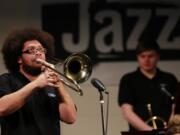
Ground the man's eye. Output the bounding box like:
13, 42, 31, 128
29, 48, 35, 52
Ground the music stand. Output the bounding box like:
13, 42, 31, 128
121, 129, 166, 135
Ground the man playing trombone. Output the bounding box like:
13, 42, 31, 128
0, 28, 77, 135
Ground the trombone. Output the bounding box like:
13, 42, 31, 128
36, 53, 92, 96
146, 103, 167, 129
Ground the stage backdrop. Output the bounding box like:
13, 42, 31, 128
42, 0, 180, 64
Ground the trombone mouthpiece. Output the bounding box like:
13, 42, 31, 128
35, 59, 55, 68
35, 58, 44, 64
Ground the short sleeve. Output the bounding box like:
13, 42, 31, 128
0, 73, 12, 97
118, 74, 134, 106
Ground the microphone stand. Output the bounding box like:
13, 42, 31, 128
99, 91, 105, 135
99, 91, 109, 135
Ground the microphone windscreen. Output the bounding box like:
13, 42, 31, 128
91, 78, 106, 92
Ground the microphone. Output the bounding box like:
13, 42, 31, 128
91, 78, 109, 94
160, 84, 175, 102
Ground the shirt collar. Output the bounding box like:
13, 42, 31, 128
136, 67, 161, 80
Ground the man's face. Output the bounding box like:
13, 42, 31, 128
137, 50, 159, 72
18, 40, 46, 75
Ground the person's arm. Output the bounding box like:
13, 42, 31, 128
0, 81, 39, 116
56, 82, 77, 124
0, 72, 55, 116
121, 103, 153, 131
41, 66, 77, 124
168, 103, 176, 125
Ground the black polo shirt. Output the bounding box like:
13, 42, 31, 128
0, 72, 60, 135
118, 68, 178, 131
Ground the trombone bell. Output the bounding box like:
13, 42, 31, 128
64, 53, 92, 83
